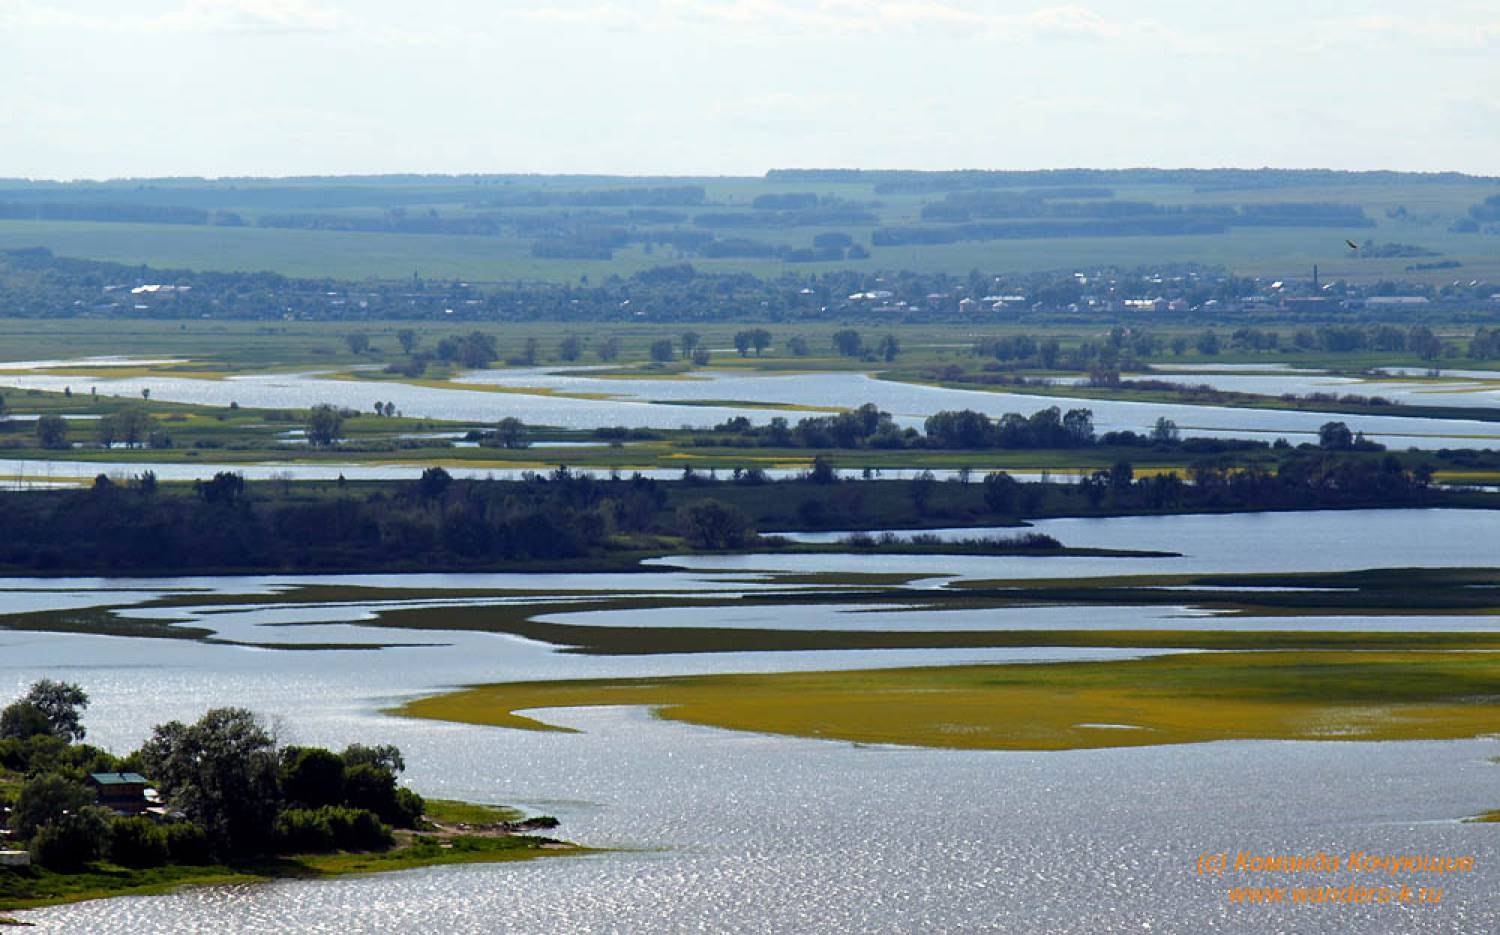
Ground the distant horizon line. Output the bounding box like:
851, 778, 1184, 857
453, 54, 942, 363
3, 166, 1498, 186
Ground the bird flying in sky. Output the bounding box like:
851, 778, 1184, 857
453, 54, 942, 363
1345, 239, 1359, 250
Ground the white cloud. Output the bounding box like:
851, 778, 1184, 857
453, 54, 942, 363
2, 0, 352, 35
161, 0, 352, 33
500, 1, 1210, 50
1343, 12, 1500, 50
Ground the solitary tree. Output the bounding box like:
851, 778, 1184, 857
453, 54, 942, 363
496, 416, 528, 449
832, 329, 863, 357
35, 414, 69, 449
680, 331, 701, 357
649, 339, 676, 363
396, 329, 418, 354
518, 337, 539, 366
345, 332, 370, 355
749, 328, 772, 356
306, 404, 345, 447
558, 334, 583, 361
597, 337, 621, 362
1150, 417, 1180, 444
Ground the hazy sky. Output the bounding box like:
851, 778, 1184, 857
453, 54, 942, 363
3, 0, 1498, 179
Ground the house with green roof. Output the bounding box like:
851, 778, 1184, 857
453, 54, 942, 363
87, 772, 150, 816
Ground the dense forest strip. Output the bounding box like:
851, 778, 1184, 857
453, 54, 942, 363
0, 459, 1490, 575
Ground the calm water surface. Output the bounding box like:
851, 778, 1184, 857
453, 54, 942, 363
4, 365, 1498, 448
6, 508, 1500, 933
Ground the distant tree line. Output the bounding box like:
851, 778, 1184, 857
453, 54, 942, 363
2, 248, 1496, 326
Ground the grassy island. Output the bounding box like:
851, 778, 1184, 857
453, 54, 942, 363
399, 650, 1500, 752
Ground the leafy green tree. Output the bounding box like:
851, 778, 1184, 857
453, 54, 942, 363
1150, 417, 1180, 443
0, 701, 52, 740
787, 336, 810, 356
1062, 408, 1095, 446
557, 334, 583, 361
341, 743, 405, 774
396, 329, 418, 354
496, 417, 529, 449
732, 331, 752, 357
342, 764, 422, 827
98, 408, 155, 449
649, 339, 676, 363
306, 404, 344, 447
12, 774, 94, 839
876, 334, 900, 362
436, 332, 498, 369
281, 747, 346, 809
749, 328, 772, 356
691, 347, 711, 366
832, 329, 862, 357
1318, 421, 1354, 450
679, 331, 700, 357
345, 332, 370, 354
596, 337, 621, 362
982, 471, 1019, 514
416, 466, 452, 499
35, 414, 69, 449
109, 816, 171, 867
31, 806, 112, 871
196, 471, 245, 505
675, 500, 755, 549
4, 680, 90, 742
139, 708, 283, 855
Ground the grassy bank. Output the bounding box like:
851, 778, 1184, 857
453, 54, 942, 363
0, 798, 579, 913
0, 834, 580, 913
397, 651, 1500, 751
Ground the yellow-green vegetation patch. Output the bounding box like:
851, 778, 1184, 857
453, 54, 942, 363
422, 798, 524, 825
398, 651, 1500, 751
0, 365, 232, 381
438, 380, 619, 401
657, 399, 846, 413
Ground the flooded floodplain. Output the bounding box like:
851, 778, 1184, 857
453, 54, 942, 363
4, 508, 1500, 931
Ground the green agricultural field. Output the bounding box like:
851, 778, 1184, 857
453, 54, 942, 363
2, 171, 1497, 284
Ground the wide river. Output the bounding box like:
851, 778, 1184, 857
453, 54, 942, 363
3, 364, 1499, 449
5, 509, 1500, 933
